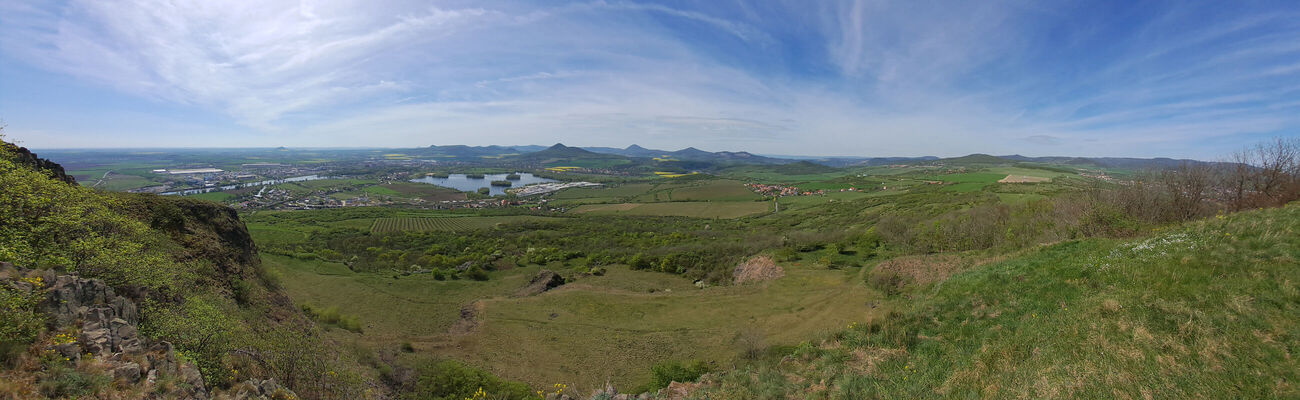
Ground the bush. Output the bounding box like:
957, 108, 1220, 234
0, 280, 45, 364
300, 304, 364, 333
141, 296, 241, 386
464, 266, 489, 281
231, 278, 253, 305
404, 360, 534, 400
38, 365, 110, 398
867, 269, 906, 296
647, 360, 711, 391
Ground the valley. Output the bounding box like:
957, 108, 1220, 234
6, 138, 1298, 399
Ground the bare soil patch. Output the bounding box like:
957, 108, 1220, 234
998, 175, 1051, 183
448, 301, 485, 335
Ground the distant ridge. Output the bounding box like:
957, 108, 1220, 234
579, 144, 789, 164
511, 143, 623, 161
935, 153, 1010, 165
999, 154, 1215, 169
411, 143, 1215, 170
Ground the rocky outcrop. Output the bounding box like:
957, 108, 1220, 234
0, 263, 297, 400
514, 269, 566, 297
0, 143, 76, 184
229, 378, 297, 400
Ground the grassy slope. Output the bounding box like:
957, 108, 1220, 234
262, 252, 887, 392
700, 204, 1300, 399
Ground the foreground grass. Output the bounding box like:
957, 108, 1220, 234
697, 204, 1300, 399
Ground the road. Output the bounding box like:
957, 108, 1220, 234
91, 170, 113, 188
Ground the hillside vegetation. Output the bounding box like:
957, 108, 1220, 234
696, 204, 1300, 399
0, 139, 373, 399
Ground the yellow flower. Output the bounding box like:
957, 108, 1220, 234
21, 276, 45, 288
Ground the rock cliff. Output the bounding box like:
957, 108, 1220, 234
0, 263, 298, 400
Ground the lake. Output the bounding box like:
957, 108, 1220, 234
409, 172, 555, 196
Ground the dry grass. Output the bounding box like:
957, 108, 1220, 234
732, 255, 784, 284
871, 253, 966, 286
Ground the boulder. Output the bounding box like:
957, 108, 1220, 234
514, 269, 566, 297
113, 362, 142, 383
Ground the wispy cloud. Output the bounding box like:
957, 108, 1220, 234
0, 0, 1297, 158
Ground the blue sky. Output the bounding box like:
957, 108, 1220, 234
1, 0, 1297, 158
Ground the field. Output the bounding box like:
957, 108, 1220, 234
68, 168, 160, 191
330, 182, 467, 202
271, 178, 376, 195
188, 191, 236, 202
570, 201, 770, 218
998, 174, 1052, 183
918, 169, 1068, 192
550, 183, 655, 201
549, 180, 761, 207
370, 216, 558, 233
667, 180, 759, 201
261, 248, 886, 392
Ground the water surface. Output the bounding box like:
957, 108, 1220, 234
409, 173, 555, 196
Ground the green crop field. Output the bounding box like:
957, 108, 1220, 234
370, 216, 558, 233
570, 201, 770, 218
188, 191, 236, 202
668, 180, 760, 201
550, 183, 656, 200
920, 172, 1007, 183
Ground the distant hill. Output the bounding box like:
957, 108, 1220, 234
772, 161, 839, 174
722, 161, 839, 177
580, 145, 790, 164
1000, 154, 1215, 169
933, 153, 1011, 165
524, 143, 612, 158
508, 144, 630, 166
581, 144, 663, 158
414, 144, 523, 158
797, 156, 940, 167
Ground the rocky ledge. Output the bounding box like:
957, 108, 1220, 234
0, 262, 297, 400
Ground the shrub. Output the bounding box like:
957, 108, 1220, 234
141, 296, 241, 386
647, 360, 711, 391
231, 278, 253, 305
464, 266, 489, 281
0, 280, 44, 364
405, 360, 534, 400
300, 304, 364, 333
38, 365, 110, 398
867, 269, 906, 296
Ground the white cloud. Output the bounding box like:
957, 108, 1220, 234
1, 0, 1296, 158
2, 0, 495, 130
